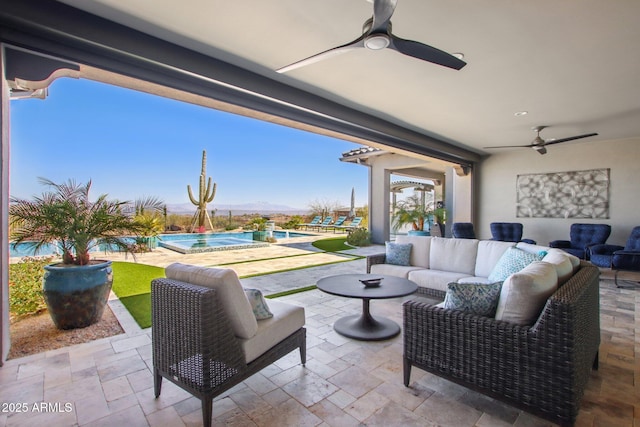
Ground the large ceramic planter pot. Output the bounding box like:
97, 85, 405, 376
407, 230, 430, 236
43, 260, 113, 330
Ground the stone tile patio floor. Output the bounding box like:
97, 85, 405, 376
1, 238, 639, 426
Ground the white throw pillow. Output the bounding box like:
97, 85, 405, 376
494, 261, 558, 325
165, 263, 258, 339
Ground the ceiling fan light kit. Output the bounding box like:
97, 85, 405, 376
276, 0, 466, 73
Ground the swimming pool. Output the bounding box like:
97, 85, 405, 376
9, 231, 312, 257
157, 231, 311, 254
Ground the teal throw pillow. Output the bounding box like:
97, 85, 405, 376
487, 247, 544, 282
244, 288, 273, 320
444, 282, 503, 317
386, 242, 412, 266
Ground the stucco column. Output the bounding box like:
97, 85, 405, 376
1, 48, 10, 364
368, 158, 390, 244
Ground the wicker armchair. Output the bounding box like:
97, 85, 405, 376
403, 262, 600, 426
152, 278, 306, 427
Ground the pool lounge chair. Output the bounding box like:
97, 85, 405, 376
321, 215, 347, 232
310, 216, 333, 231
298, 215, 321, 230
336, 217, 363, 233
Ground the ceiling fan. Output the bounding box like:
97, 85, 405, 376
276, 0, 466, 73
484, 126, 599, 155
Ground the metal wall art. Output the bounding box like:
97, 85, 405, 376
516, 168, 610, 218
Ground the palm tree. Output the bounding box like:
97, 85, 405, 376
392, 194, 433, 232
9, 178, 144, 265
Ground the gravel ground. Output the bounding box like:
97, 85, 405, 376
8, 306, 124, 360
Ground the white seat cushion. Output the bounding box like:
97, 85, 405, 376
165, 263, 258, 339
429, 237, 479, 276
408, 269, 470, 293
370, 263, 424, 278
239, 299, 305, 363
495, 261, 558, 325
395, 235, 432, 268
457, 276, 494, 284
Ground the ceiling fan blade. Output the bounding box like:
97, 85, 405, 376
483, 144, 534, 149
389, 35, 466, 70
543, 133, 598, 146
276, 36, 366, 73
371, 0, 397, 32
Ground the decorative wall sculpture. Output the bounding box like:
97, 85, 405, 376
516, 168, 610, 218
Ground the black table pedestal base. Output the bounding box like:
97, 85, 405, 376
332, 298, 401, 341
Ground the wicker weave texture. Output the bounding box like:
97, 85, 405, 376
151, 278, 306, 427
403, 262, 600, 426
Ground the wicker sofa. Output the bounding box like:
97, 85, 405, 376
366, 236, 599, 425
403, 261, 600, 426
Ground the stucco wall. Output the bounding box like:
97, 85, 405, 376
477, 137, 640, 246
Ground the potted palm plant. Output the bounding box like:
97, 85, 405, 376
9, 178, 144, 329
247, 217, 268, 241
392, 194, 433, 236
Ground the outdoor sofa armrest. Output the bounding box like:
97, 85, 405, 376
611, 250, 640, 271
549, 239, 571, 248
366, 253, 387, 273
403, 262, 600, 426
590, 243, 625, 256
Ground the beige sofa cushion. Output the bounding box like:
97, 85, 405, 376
495, 261, 558, 325
429, 237, 479, 276
542, 249, 575, 285
165, 263, 258, 339
370, 263, 424, 278
474, 240, 515, 277
239, 299, 305, 363
408, 269, 470, 293
395, 235, 432, 268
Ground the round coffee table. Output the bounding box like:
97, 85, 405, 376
316, 274, 418, 341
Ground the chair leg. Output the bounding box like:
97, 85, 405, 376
615, 270, 640, 289
153, 369, 162, 398
300, 332, 307, 366
403, 357, 412, 387
202, 397, 213, 427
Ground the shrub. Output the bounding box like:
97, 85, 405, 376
346, 228, 371, 247
282, 215, 304, 229
9, 257, 52, 320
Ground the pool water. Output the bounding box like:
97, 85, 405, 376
157, 231, 310, 254
9, 231, 311, 257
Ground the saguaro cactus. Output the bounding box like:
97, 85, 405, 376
187, 150, 217, 231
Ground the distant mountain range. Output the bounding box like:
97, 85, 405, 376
165, 202, 308, 216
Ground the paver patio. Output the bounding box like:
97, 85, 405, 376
2, 238, 638, 426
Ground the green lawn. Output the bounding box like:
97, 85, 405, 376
312, 236, 352, 252
111, 261, 164, 328
110, 236, 357, 329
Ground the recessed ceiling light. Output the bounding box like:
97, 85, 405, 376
452, 52, 464, 60
514, 111, 528, 117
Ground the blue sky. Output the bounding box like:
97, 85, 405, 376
9, 78, 368, 211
